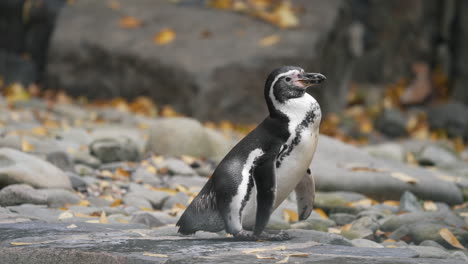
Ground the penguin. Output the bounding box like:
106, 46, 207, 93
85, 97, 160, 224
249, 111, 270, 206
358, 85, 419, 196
177, 66, 325, 241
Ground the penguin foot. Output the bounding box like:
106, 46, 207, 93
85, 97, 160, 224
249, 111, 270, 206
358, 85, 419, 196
233, 230, 291, 241
259, 231, 291, 241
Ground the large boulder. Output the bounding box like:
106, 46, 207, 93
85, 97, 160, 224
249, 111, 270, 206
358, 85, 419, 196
312, 136, 463, 205
146, 117, 234, 160
45, 0, 352, 122
0, 148, 72, 189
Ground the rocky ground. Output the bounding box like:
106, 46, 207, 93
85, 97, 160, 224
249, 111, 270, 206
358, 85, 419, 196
0, 94, 468, 263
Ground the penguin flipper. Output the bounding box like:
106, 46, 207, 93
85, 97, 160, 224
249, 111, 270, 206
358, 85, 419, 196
295, 169, 316, 221
252, 155, 277, 235
177, 178, 224, 235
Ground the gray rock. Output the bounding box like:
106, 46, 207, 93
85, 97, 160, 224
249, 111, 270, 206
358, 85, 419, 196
388, 222, 468, 250
398, 191, 423, 213
408, 245, 450, 259
0, 148, 72, 189
55, 128, 92, 146
146, 117, 213, 158
381, 240, 409, 248
330, 213, 357, 226
450, 251, 468, 261
130, 212, 165, 228
419, 240, 446, 249
374, 109, 407, 138
288, 229, 353, 246
37, 189, 81, 208
128, 183, 170, 209
313, 135, 463, 205
0, 184, 47, 206
204, 128, 236, 162
87, 196, 112, 207
351, 238, 384, 248
166, 175, 208, 189
363, 143, 405, 162
107, 214, 131, 225
122, 194, 152, 209
90, 137, 139, 163
342, 216, 379, 240
158, 158, 197, 176
418, 145, 460, 167
130, 167, 161, 186
72, 152, 101, 168
46, 0, 352, 123
290, 217, 336, 232
67, 172, 87, 189
162, 192, 189, 210
46, 151, 75, 172
381, 211, 465, 232
52, 103, 90, 120
314, 191, 366, 214
6, 204, 62, 222
74, 164, 96, 176
427, 102, 468, 139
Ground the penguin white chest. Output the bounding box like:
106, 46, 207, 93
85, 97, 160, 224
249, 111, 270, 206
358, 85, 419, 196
274, 122, 319, 208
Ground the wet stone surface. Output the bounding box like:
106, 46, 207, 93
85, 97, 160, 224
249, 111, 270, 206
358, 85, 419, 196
1, 221, 464, 264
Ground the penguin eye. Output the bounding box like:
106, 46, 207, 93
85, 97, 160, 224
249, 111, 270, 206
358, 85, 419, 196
285, 77, 292, 82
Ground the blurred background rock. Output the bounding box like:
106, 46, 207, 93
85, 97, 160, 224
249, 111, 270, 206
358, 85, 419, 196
1, 0, 467, 123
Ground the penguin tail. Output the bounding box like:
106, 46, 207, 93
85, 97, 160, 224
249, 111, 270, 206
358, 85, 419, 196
177, 178, 224, 235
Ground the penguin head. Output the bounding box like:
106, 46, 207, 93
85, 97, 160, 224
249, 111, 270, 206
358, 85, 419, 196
264, 66, 326, 114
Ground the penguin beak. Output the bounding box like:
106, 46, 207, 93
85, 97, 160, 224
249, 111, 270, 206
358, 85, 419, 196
298, 73, 326, 87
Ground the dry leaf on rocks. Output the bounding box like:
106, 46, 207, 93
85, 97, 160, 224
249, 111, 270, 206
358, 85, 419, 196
259, 34, 280, 47
154, 28, 175, 45
314, 208, 328, 219
119, 16, 141, 29
242, 246, 286, 254
390, 172, 418, 184
282, 208, 298, 222
99, 211, 108, 224
439, 228, 466, 250
143, 252, 168, 258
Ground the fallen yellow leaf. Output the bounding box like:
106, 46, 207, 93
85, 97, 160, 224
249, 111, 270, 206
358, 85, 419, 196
110, 199, 122, 207
390, 172, 418, 184
242, 246, 286, 254
423, 201, 437, 211
346, 199, 376, 208
119, 16, 141, 29
10, 242, 33, 246
76, 200, 90, 207
282, 208, 298, 223
439, 228, 466, 249
115, 167, 130, 178
256, 255, 276, 260
74, 212, 96, 218
21, 138, 34, 152
31, 126, 47, 136
285, 253, 309, 258
143, 252, 168, 258
327, 227, 341, 234
115, 218, 129, 224
259, 34, 280, 47
383, 200, 400, 207
340, 224, 352, 232
146, 165, 157, 175
154, 28, 175, 45
314, 208, 328, 219
99, 211, 109, 224
58, 211, 73, 220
